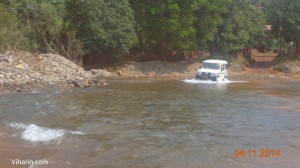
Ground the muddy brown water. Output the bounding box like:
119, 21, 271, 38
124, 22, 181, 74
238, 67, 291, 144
0, 80, 300, 168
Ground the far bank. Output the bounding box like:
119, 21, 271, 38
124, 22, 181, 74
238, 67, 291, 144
1, 50, 300, 93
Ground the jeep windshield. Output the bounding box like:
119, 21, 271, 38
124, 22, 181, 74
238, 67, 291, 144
202, 62, 220, 70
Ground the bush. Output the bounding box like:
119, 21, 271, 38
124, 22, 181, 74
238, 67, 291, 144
0, 4, 31, 52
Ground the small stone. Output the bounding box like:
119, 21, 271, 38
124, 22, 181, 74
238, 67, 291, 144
15, 63, 25, 69
0, 55, 14, 64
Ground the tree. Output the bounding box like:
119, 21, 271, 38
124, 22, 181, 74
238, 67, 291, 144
0, 4, 31, 52
66, 0, 136, 60
194, 0, 231, 49
266, 0, 300, 53
211, 0, 266, 56
14, 0, 83, 64
130, 0, 198, 59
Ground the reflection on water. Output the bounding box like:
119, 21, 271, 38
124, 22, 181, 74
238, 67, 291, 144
0, 80, 300, 168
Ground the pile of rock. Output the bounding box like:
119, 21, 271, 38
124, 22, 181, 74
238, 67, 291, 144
0, 51, 112, 92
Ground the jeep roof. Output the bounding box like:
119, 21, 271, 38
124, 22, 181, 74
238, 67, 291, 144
203, 59, 228, 64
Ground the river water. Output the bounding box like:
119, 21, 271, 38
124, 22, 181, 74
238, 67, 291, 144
0, 80, 300, 168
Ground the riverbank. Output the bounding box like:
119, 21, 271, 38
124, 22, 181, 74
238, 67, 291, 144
101, 58, 300, 81
1, 51, 299, 93
0, 51, 109, 93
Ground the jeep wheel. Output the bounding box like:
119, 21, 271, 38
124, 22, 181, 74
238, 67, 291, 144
211, 77, 217, 81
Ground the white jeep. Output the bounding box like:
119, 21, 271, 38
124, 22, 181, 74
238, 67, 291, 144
195, 59, 228, 81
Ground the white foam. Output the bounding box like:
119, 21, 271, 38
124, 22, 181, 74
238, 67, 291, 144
69, 130, 85, 135
183, 78, 231, 84
22, 124, 65, 142
8, 122, 64, 142
8, 122, 27, 129
8, 122, 85, 142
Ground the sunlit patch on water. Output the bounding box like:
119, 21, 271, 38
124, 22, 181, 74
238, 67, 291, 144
7, 122, 84, 143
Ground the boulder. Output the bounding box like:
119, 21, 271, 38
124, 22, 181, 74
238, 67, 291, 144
273, 63, 292, 73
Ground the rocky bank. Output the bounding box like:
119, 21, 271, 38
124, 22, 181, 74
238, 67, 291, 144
0, 51, 111, 93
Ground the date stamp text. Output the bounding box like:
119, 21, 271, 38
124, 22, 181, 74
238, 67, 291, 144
234, 149, 281, 158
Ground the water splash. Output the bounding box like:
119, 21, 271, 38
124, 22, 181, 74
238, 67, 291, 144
183, 78, 231, 84
8, 122, 64, 142
8, 122, 84, 143
22, 124, 64, 142
69, 130, 85, 135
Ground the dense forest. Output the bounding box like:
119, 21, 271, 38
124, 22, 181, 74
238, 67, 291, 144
0, 0, 299, 65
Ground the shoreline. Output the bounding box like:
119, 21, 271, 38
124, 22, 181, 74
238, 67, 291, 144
104, 72, 300, 82
1, 71, 299, 94
1, 51, 299, 93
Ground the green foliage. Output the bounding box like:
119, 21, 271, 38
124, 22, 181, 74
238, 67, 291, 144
266, 0, 300, 47
17, 0, 65, 52
66, 0, 136, 59
13, 0, 83, 64
194, 0, 231, 46
0, 4, 31, 52
1, 0, 299, 63
213, 0, 266, 56
130, 0, 197, 58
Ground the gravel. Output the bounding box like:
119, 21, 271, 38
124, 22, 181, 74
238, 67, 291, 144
0, 51, 111, 93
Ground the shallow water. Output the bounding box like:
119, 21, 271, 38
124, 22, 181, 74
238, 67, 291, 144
1, 80, 300, 168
